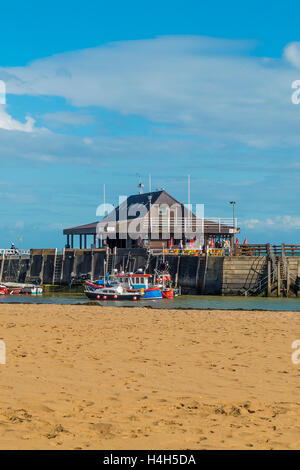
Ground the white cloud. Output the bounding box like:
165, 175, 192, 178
2, 36, 300, 147
0, 105, 35, 132
242, 216, 300, 231
284, 42, 300, 68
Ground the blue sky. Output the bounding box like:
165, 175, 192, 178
0, 0, 300, 247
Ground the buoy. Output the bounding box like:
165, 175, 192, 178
133, 296, 137, 301
210, 238, 215, 248
97, 295, 100, 299
114, 295, 118, 299
103, 295, 107, 300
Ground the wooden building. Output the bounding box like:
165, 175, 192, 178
63, 190, 239, 249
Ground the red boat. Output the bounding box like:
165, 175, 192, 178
85, 280, 105, 290
0, 285, 7, 295
161, 289, 174, 299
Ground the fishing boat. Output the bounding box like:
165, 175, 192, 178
155, 273, 174, 298
116, 270, 181, 299
84, 263, 181, 300
85, 273, 162, 299
0, 282, 43, 296
84, 283, 143, 301
153, 270, 181, 298
115, 273, 163, 299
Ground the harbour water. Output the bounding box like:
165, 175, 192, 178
0, 293, 299, 311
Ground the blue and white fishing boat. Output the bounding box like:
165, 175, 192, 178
115, 272, 163, 299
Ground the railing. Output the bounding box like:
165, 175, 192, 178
241, 270, 276, 296
150, 248, 202, 256
237, 244, 269, 256
151, 244, 300, 258
142, 217, 238, 233
283, 245, 300, 256
237, 244, 300, 257
0, 249, 30, 256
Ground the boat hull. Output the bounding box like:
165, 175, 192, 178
161, 289, 174, 299
142, 288, 163, 299
85, 291, 142, 301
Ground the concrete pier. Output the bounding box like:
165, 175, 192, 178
1, 247, 299, 296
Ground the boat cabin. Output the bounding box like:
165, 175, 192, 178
116, 273, 152, 290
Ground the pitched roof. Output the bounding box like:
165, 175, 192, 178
63, 190, 240, 235
100, 190, 182, 223
63, 221, 98, 235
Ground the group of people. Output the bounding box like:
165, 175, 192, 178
168, 238, 232, 253
214, 238, 231, 249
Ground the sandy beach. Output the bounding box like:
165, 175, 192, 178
0, 304, 299, 449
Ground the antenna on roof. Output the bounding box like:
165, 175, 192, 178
137, 182, 144, 194
136, 174, 144, 195
103, 183, 106, 216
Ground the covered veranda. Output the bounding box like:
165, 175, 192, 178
63, 222, 100, 249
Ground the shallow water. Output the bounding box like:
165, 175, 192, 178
0, 292, 299, 311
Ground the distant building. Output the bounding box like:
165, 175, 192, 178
63, 190, 239, 249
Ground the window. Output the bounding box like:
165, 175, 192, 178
159, 207, 168, 215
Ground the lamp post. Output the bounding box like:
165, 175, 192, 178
229, 201, 236, 230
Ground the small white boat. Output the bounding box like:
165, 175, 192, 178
1, 282, 43, 295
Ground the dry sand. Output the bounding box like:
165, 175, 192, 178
0, 304, 300, 449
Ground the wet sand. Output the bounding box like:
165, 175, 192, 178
0, 304, 299, 449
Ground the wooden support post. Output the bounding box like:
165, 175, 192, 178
67, 234, 70, 247
0, 254, 4, 283
40, 250, 45, 284
277, 262, 281, 297
71, 234, 74, 249
17, 255, 22, 283
175, 256, 180, 288
286, 262, 290, 297
91, 250, 95, 281
52, 248, 57, 284
61, 248, 65, 283
84, 234, 87, 249
230, 234, 234, 251
267, 260, 271, 297
79, 234, 82, 249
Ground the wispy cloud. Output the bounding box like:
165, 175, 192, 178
241, 216, 300, 231
42, 110, 95, 128
0, 105, 35, 132
2, 36, 300, 146
0, 36, 299, 244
